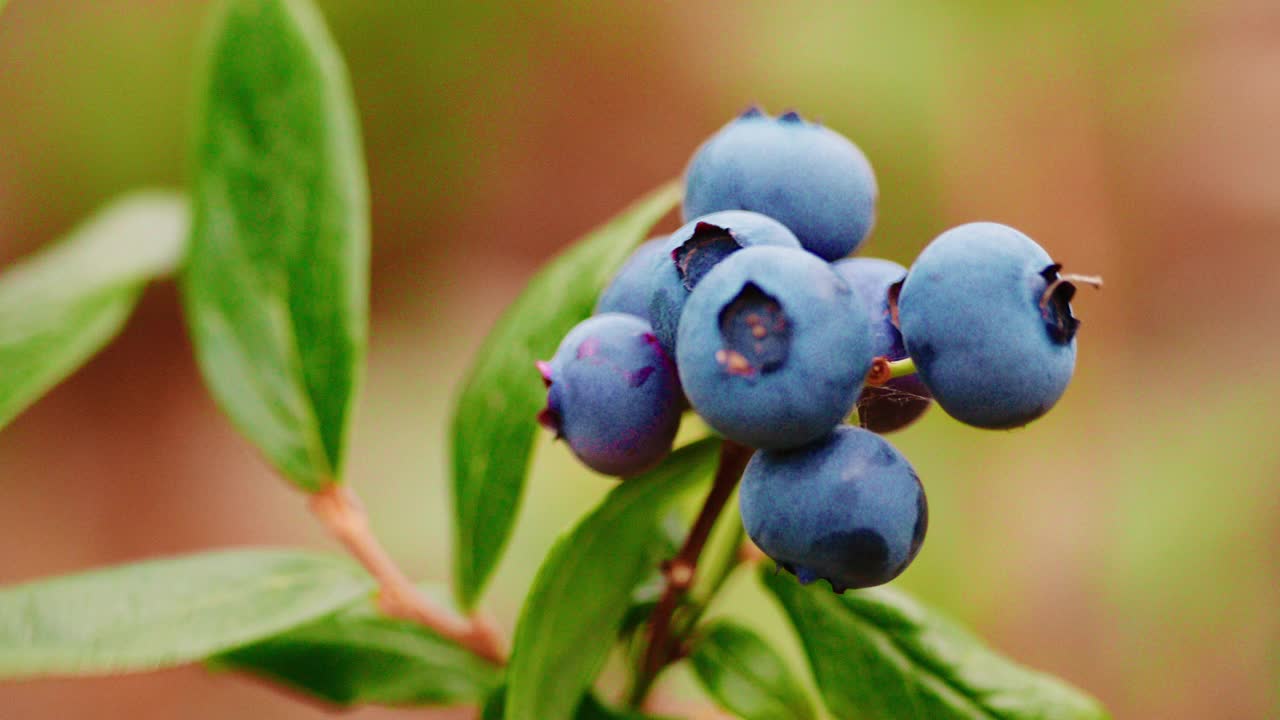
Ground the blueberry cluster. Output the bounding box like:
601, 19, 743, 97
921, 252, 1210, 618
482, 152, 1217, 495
537, 107, 1092, 593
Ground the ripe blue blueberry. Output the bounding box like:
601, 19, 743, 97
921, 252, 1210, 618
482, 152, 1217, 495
595, 236, 666, 322
537, 313, 682, 476
683, 107, 878, 261
740, 426, 928, 593
897, 222, 1080, 429
676, 245, 873, 450
831, 257, 932, 433
648, 210, 800, 357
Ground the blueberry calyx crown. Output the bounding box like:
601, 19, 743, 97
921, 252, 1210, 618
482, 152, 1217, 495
1038, 263, 1080, 343
674, 223, 742, 291
534, 360, 563, 437
715, 282, 791, 377
886, 277, 904, 331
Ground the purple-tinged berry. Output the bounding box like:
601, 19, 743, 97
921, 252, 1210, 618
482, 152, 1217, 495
648, 210, 801, 357
898, 222, 1080, 429
676, 246, 873, 450
683, 107, 878, 261
832, 258, 932, 433
740, 426, 928, 593
595, 236, 666, 322
538, 313, 682, 476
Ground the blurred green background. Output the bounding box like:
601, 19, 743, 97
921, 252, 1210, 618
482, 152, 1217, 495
1, 1, 1277, 718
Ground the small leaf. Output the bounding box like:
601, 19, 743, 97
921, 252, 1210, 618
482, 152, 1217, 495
761, 568, 1110, 720
451, 180, 680, 610
0, 550, 372, 678
183, 0, 369, 491
0, 192, 187, 430
212, 584, 500, 706
689, 620, 816, 720
505, 438, 720, 720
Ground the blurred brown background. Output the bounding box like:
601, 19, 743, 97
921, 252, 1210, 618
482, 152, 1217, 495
1, 1, 1278, 718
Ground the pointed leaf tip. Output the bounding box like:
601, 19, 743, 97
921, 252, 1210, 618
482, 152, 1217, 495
0, 191, 188, 431
450, 180, 680, 611
504, 438, 720, 720
183, 0, 369, 491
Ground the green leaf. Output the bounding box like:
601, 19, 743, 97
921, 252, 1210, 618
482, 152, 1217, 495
212, 584, 500, 706
484, 686, 677, 720
761, 568, 1110, 720
689, 620, 816, 720
505, 438, 720, 720
0, 191, 187, 430
183, 0, 369, 491
573, 695, 677, 720
0, 549, 372, 678
451, 181, 680, 610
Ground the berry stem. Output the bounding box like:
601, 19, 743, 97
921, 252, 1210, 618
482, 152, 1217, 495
865, 356, 918, 386
309, 484, 506, 666
628, 439, 753, 708
673, 512, 746, 647
888, 356, 917, 380
690, 513, 746, 612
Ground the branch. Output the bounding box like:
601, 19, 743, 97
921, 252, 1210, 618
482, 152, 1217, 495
629, 439, 753, 706
309, 484, 506, 665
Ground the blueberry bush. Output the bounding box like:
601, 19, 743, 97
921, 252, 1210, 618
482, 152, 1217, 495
0, 1, 1110, 718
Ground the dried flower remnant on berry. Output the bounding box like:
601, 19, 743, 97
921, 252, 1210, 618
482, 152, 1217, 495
674, 223, 742, 291
715, 283, 790, 377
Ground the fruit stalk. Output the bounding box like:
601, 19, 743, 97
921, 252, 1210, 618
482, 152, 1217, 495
864, 355, 918, 387
629, 439, 754, 707
309, 484, 506, 665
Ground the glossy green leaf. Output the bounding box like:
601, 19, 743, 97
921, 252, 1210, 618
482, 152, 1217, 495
451, 180, 679, 610
212, 584, 500, 706
689, 620, 816, 720
505, 438, 720, 720
0, 192, 187, 430
0, 550, 372, 678
762, 568, 1110, 720
183, 0, 368, 491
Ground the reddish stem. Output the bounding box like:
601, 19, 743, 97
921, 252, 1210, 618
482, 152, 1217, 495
865, 356, 893, 386
632, 440, 753, 704
309, 484, 506, 665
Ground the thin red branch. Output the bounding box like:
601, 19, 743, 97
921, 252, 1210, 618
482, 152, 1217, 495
309, 484, 506, 665
633, 440, 753, 701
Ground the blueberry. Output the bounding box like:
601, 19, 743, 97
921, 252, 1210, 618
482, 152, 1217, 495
595, 236, 666, 322
831, 257, 932, 433
676, 246, 873, 450
683, 107, 878, 261
897, 222, 1080, 429
537, 313, 682, 476
740, 426, 927, 593
648, 210, 801, 357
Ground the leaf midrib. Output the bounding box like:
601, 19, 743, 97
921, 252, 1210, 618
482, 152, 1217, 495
510, 440, 717, 719
700, 637, 804, 720
834, 595, 1002, 720
0, 562, 371, 671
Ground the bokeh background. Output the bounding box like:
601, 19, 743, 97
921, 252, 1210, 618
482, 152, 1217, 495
1, 1, 1278, 718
